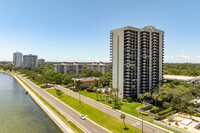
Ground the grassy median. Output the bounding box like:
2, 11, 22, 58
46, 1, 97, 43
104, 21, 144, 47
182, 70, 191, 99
47, 89, 143, 133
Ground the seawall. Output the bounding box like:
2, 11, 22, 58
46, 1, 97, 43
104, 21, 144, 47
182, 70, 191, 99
1, 72, 74, 133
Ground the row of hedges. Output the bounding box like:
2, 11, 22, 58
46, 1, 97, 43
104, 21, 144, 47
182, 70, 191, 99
155, 110, 176, 120
194, 112, 200, 117
157, 107, 173, 116
86, 88, 93, 92
140, 105, 152, 111
139, 111, 148, 116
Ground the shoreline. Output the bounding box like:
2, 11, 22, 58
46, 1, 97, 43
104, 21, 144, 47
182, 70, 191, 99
1, 72, 74, 133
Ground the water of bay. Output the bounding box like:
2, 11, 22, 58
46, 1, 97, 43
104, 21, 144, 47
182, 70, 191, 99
0, 73, 61, 133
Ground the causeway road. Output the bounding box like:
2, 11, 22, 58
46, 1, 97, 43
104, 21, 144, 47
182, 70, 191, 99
17, 75, 110, 133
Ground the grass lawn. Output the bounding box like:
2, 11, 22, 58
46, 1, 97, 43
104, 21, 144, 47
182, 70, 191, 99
79, 90, 153, 121
47, 89, 143, 133
79, 90, 181, 133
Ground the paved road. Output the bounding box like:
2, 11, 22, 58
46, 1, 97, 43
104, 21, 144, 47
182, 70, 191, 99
18, 75, 109, 133
56, 86, 167, 133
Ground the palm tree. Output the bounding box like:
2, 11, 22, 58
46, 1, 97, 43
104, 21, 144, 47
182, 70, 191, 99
120, 113, 126, 129
93, 87, 99, 101
112, 87, 119, 108
187, 106, 195, 119
105, 94, 109, 102
152, 92, 159, 107
144, 92, 151, 102
138, 94, 144, 103
75, 80, 81, 106
99, 90, 103, 101
105, 86, 109, 95
98, 83, 103, 101
89, 83, 95, 89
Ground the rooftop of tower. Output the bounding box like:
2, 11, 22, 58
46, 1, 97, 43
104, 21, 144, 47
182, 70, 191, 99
110, 26, 164, 33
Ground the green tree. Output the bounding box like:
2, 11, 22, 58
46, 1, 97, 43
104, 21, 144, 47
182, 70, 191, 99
144, 92, 151, 101
104, 86, 109, 95
101, 72, 110, 87
138, 94, 144, 103
75, 80, 82, 106
152, 92, 159, 107
126, 97, 132, 103
68, 82, 75, 89
187, 106, 195, 119
53, 73, 64, 84
112, 87, 119, 108
56, 89, 63, 98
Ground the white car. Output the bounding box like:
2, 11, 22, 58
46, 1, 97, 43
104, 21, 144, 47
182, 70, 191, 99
80, 115, 86, 120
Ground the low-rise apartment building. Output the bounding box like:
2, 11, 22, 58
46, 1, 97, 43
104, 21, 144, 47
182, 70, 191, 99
87, 62, 110, 74
38, 59, 45, 66
54, 62, 85, 75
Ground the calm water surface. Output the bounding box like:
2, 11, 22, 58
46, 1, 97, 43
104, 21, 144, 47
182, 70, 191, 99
0, 73, 61, 133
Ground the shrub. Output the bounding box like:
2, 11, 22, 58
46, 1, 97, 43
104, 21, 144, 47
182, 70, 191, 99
126, 97, 132, 103
139, 111, 148, 116
155, 110, 176, 120
86, 88, 93, 92
140, 105, 153, 111
108, 100, 112, 104
194, 112, 200, 117
157, 107, 173, 116
122, 99, 128, 102
151, 106, 159, 113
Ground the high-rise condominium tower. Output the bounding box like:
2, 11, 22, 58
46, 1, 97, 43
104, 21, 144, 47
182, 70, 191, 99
13, 52, 23, 67
110, 26, 164, 98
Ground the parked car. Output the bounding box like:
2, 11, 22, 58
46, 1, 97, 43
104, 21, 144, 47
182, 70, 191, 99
80, 115, 86, 120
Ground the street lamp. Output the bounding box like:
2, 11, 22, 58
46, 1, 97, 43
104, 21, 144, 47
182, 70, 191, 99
142, 100, 143, 133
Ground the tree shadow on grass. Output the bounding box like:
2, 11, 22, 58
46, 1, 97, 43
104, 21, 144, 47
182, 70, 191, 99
124, 127, 129, 130
113, 105, 122, 109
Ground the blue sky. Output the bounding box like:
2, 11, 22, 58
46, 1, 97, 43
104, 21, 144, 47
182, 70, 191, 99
1, 0, 200, 63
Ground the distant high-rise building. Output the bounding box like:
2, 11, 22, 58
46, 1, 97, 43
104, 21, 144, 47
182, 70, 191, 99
13, 52, 23, 67
54, 62, 85, 75
110, 26, 164, 98
87, 62, 110, 74
38, 59, 45, 66
23, 54, 38, 68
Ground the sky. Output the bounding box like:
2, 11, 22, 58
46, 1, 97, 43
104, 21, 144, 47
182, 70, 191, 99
1, 0, 200, 63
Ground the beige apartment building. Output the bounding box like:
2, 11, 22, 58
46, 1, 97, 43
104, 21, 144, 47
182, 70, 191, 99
87, 62, 110, 74
54, 62, 85, 75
